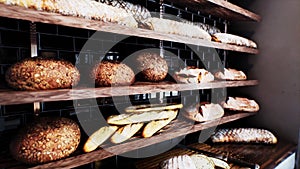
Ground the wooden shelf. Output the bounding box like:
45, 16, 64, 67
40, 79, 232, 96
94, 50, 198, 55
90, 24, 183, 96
0, 3, 258, 54
0, 80, 258, 105
0, 112, 256, 169
166, 0, 261, 22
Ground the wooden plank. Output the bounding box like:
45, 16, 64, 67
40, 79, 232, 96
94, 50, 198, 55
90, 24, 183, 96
166, 0, 261, 22
0, 4, 259, 54
0, 80, 258, 105
26, 112, 256, 169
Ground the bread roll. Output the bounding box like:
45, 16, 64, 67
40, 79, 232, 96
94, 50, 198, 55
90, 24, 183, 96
135, 52, 168, 82
91, 61, 135, 87
10, 117, 81, 164
5, 57, 80, 90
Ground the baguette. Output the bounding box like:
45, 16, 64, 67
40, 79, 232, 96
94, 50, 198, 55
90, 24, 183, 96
211, 128, 277, 144
83, 126, 118, 153
212, 33, 257, 48
107, 110, 177, 125
110, 123, 144, 143
125, 103, 183, 113
142, 110, 177, 138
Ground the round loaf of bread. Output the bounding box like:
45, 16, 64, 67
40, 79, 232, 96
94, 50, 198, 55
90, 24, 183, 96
5, 57, 80, 90
135, 52, 168, 82
91, 61, 135, 87
10, 117, 81, 164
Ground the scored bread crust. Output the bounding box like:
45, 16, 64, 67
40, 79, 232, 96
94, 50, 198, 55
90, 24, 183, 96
83, 126, 118, 153
214, 68, 247, 81
125, 103, 183, 113
222, 97, 259, 112
110, 123, 144, 144
5, 57, 80, 90
211, 128, 278, 144
107, 110, 178, 125
184, 103, 224, 122
160, 155, 197, 169
212, 33, 257, 48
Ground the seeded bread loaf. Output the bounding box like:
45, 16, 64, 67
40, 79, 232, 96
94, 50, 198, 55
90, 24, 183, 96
5, 57, 80, 90
91, 61, 135, 87
135, 52, 168, 82
10, 117, 81, 164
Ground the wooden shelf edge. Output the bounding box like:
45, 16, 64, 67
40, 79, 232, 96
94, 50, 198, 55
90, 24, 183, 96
0, 80, 258, 105
28, 112, 256, 169
166, 0, 261, 22
0, 3, 258, 54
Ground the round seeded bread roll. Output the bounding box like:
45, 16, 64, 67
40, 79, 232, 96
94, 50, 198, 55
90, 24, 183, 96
10, 117, 81, 165
135, 52, 168, 82
91, 61, 135, 87
5, 57, 80, 90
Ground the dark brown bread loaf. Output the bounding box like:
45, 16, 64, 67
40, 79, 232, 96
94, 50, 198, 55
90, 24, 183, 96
10, 117, 81, 164
135, 52, 168, 82
5, 57, 80, 90
91, 61, 135, 87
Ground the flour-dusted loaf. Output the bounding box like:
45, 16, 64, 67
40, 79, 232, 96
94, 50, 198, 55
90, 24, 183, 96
212, 33, 257, 48
222, 97, 259, 112
190, 154, 215, 169
160, 155, 197, 169
214, 68, 247, 81
145, 17, 211, 40
91, 61, 135, 87
10, 117, 81, 164
135, 52, 168, 82
184, 102, 224, 122
211, 128, 278, 144
5, 57, 80, 90
174, 67, 214, 84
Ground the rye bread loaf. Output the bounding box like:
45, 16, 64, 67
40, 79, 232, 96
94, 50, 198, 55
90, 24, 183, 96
135, 52, 168, 82
5, 57, 80, 90
91, 61, 135, 87
10, 117, 81, 164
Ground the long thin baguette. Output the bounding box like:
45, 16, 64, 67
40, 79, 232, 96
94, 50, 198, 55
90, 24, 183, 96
211, 128, 277, 144
125, 103, 183, 113
83, 126, 118, 152
107, 110, 177, 125
142, 110, 177, 138
110, 123, 144, 144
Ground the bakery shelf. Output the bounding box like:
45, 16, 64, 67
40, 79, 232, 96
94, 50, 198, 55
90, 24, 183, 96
0, 3, 258, 54
0, 80, 258, 105
166, 0, 261, 22
0, 112, 256, 169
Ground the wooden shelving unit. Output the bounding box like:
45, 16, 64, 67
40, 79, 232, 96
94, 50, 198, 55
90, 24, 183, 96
0, 80, 258, 105
0, 112, 256, 169
0, 1, 265, 169
0, 3, 259, 54
167, 0, 261, 22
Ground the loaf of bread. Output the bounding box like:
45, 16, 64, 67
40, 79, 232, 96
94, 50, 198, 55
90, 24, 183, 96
125, 103, 183, 113
110, 123, 144, 144
145, 17, 211, 40
0, 0, 140, 28
174, 67, 214, 84
211, 128, 278, 144
5, 57, 80, 90
91, 61, 135, 87
135, 52, 168, 82
10, 117, 81, 164
212, 33, 257, 48
160, 155, 197, 169
222, 97, 259, 112
215, 68, 247, 81
184, 102, 224, 122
